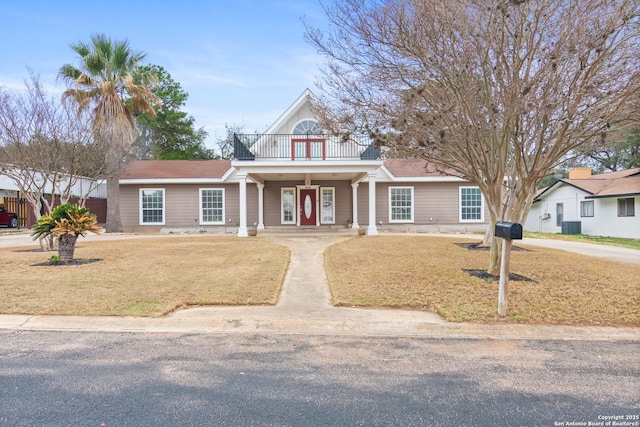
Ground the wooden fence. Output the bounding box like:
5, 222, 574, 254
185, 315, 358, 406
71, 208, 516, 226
2, 196, 107, 229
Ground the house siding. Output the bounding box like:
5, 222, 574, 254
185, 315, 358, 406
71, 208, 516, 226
526, 190, 640, 239
262, 180, 352, 227
120, 184, 258, 232
595, 196, 639, 239
355, 182, 489, 229
356, 182, 370, 226
120, 180, 490, 232
120, 185, 142, 230
263, 181, 295, 226
525, 185, 586, 234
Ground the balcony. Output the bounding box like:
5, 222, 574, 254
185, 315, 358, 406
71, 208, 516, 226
234, 134, 379, 161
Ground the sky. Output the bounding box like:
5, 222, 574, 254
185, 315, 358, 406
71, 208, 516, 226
0, 0, 329, 152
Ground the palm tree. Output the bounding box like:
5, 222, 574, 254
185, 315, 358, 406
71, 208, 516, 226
59, 34, 159, 232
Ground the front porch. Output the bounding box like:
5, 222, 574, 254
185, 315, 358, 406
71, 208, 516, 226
232, 133, 384, 237
231, 166, 382, 236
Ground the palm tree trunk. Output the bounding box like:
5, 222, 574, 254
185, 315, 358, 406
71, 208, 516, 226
105, 174, 123, 233
57, 234, 78, 262
105, 150, 123, 233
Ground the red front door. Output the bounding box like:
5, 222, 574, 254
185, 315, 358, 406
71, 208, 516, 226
299, 189, 317, 226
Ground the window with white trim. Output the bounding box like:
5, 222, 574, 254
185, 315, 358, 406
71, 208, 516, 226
200, 188, 225, 224
580, 200, 594, 217
321, 187, 335, 224
281, 188, 296, 224
459, 187, 484, 222
389, 187, 414, 222
618, 198, 635, 217
140, 188, 164, 225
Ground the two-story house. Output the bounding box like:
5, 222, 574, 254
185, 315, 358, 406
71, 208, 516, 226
119, 89, 490, 235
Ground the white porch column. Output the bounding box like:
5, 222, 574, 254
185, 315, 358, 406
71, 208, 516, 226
367, 172, 378, 236
257, 183, 265, 230
351, 182, 360, 229
237, 173, 248, 237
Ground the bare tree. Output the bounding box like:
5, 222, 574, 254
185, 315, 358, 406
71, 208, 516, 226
0, 73, 107, 249
306, 0, 640, 275
215, 122, 245, 159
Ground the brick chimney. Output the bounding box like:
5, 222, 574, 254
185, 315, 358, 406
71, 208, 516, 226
568, 167, 592, 179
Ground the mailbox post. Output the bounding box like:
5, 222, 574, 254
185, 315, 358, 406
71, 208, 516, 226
494, 221, 523, 317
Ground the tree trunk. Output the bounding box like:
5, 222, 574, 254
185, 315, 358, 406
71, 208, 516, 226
105, 150, 123, 233
57, 234, 78, 262
39, 234, 56, 252
488, 236, 502, 276
484, 209, 502, 276
475, 177, 505, 276
105, 174, 122, 232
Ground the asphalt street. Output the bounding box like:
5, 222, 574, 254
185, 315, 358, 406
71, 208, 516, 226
0, 331, 638, 426
0, 230, 638, 426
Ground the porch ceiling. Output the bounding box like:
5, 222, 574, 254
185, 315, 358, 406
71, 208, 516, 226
248, 171, 367, 182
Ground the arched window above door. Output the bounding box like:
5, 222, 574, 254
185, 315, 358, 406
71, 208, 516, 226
293, 119, 323, 135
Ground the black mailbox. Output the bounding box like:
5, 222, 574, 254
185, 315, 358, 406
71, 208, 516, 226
494, 221, 523, 240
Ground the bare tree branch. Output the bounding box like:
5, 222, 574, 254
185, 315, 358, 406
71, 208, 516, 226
0, 72, 106, 222
307, 0, 640, 274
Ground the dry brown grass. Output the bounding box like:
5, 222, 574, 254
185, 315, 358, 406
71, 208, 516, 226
2, 234, 638, 326
325, 236, 640, 326
0, 235, 289, 317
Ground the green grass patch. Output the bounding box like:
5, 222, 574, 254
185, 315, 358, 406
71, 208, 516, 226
524, 231, 640, 250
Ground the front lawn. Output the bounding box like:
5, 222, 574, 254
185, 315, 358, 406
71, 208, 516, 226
2, 234, 638, 326
325, 236, 640, 326
0, 235, 289, 317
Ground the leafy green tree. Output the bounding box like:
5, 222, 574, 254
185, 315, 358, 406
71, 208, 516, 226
132, 64, 215, 160
539, 127, 640, 187
537, 170, 567, 189
575, 127, 640, 172
59, 34, 159, 232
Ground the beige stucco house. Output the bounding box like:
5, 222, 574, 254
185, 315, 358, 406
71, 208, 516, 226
119, 89, 490, 235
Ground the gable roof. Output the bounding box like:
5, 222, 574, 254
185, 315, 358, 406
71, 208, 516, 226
263, 88, 317, 135
120, 160, 232, 181
535, 167, 640, 201
584, 170, 640, 199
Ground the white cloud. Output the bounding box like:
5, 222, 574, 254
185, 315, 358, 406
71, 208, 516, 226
180, 69, 249, 88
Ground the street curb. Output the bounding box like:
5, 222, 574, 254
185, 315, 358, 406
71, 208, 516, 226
1, 313, 638, 341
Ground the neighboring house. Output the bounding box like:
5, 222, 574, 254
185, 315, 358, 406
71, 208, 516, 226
524, 167, 640, 239
0, 166, 107, 227
119, 89, 490, 236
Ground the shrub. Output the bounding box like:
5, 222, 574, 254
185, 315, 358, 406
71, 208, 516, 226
32, 203, 102, 239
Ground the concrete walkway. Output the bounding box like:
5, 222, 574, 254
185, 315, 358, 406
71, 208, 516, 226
0, 230, 638, 340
